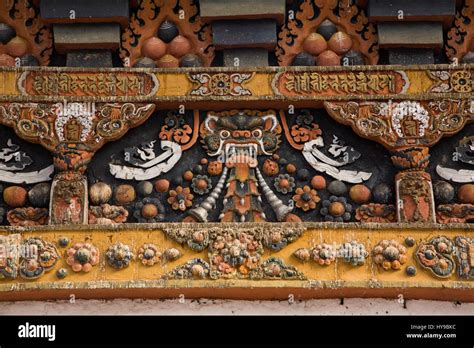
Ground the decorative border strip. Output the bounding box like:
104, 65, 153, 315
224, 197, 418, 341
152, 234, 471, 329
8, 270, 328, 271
0, 65, 471, 103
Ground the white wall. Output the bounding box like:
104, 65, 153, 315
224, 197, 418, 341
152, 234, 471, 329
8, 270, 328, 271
0, 298, 472, 315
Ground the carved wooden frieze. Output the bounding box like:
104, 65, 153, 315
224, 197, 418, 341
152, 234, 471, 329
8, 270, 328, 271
0, 66, 473, 103
17, 70, 159, 97
0, 224, 473, 301
273, 70, 409, 98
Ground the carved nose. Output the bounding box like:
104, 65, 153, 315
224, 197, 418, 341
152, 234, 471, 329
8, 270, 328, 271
232, 130, 251, 138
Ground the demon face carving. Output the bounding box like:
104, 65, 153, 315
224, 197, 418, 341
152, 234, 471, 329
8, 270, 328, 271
186, 110, 299, 223
201, 110, 280, 165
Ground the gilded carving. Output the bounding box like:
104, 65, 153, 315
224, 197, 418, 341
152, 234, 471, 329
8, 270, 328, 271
324, 100, 474, 149
272, 71, 407, 97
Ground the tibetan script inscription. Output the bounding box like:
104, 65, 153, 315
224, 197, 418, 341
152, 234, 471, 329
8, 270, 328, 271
18, 71, 159, 97
273, 71, 409, 97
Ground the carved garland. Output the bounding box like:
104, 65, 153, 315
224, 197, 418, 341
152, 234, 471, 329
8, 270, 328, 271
276, 0, 378, 66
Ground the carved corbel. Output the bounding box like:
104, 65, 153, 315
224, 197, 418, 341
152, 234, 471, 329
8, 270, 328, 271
324, 99, 474, 223
0, 101, 155, 225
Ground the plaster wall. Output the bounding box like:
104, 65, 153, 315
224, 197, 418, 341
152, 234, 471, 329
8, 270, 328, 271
0, 298, 472, 315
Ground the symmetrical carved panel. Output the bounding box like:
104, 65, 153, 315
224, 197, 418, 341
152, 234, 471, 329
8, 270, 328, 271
277, 0, 378, 66
120, 0, 214, 67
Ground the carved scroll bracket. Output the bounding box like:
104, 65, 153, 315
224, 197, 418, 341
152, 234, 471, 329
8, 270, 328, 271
324, 99, 474, 223
0, 101, 155, 225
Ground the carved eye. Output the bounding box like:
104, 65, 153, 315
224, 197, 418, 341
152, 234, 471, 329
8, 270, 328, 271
252, 129, 262, 138
220, 130, 231, 139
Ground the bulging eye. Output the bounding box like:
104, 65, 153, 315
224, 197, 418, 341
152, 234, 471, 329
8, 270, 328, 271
252, 129, 262, 138
220, 130, 231, 138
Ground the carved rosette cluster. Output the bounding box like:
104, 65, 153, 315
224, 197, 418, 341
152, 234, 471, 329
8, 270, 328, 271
276, 0, 378, 66
164, 225, 306, 279
0, 0, 52, 66
446, 0, 474, 63
120, 0, 214, 67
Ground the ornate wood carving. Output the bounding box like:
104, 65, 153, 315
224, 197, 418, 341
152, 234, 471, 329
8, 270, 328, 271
446, 0, 474, 63
0, 0, 52, 66
0, 102, 155, 171
17, 70, 159, 97
0, 101, 155, 225
324, 99, 474, 224
120, 0, 214, 67
276, 0, 378, 66
324, 100, 474, 150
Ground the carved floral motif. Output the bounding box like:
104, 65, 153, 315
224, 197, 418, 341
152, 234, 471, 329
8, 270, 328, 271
20, 237, 59, 279
355, 204, 396, 223
250, 257, 306, 280
293, 241, 368, 266
66, 242, 100, 273
137, 243, 161, 266
436, 204, 474, 223
6, 207, 48, 226
106, 243, 134, 269
416, 236, 455, 278
372, 240, 407, 271
164, 258, 210, 279
89, 204, 129, 224
188, 73, 254, 97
